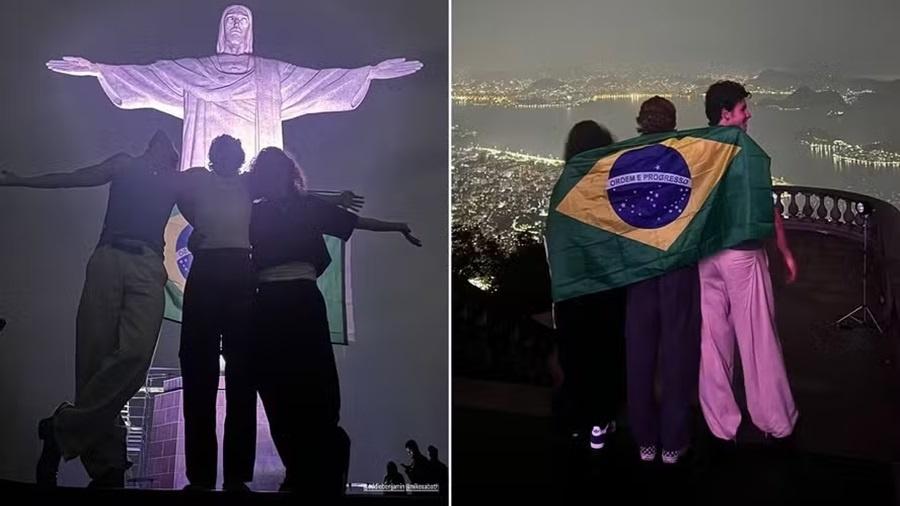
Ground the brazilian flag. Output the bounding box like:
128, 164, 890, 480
162, 209, 353, 345
546, 126, 774, 302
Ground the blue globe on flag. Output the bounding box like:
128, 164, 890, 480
176, 224, 194, 278
606, 144, 693, 229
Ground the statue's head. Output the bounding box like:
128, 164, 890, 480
217, 5, 253, 55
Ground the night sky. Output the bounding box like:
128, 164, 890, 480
455, 0, 900, 75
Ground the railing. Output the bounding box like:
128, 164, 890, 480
773, 185, 880, 239
774, 186, 900, 339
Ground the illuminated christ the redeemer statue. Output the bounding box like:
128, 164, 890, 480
46, 4, 423, 171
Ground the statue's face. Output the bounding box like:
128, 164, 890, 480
224, 11, 250, 47
217, 5, 253, 55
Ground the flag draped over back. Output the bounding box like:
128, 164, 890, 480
546, 126, 774, 302
162, 210, 352, 344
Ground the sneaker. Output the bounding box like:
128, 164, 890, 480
639, 445, 657, 462
661, 448, 686, 465
589, 423, 611, 450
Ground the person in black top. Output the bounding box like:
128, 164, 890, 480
248, 147, 420, 496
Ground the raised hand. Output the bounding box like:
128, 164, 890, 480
399, 224, 422, 247
46, 56, 98, 77
338, 191, 365, 212
371, 58, 423, 80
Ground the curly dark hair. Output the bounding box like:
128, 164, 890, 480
636, 96, 676, 134
249, 147, 307, 198
208, 134, 245, 176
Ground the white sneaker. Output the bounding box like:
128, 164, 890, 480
589, 424, 609, 450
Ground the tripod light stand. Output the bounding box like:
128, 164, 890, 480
834, 201, 883, 334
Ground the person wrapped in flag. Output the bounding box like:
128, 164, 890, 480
546, 97, 786, 462
617, 97, 701, 464
698, 81, 798, 442
551, 120, 626, 453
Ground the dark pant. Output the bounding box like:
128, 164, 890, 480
252, 280, 345, 496
625, 264, 701, 451
179, 249, 256, 488
554, 288, 626, 433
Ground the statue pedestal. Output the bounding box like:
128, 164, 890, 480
142, 376, 284, 491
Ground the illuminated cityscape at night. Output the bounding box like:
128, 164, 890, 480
452, 125, 790, 255
453, 66, 900, 257
451, 68, 834, 109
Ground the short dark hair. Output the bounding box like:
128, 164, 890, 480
404, 440, 419, 453
208, 134, 245, 176
636, 96, 676, 134
563, 120, 614, 162
704, 81, 751, 126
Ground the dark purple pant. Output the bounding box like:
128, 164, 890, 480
252, 280, 345, 496
555, 288, 626, 433
180, 249, 256, 488
625, 264, 701, 451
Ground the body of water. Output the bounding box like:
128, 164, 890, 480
455, 98, 900, 205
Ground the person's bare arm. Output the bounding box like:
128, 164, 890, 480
0, 153, 127, 188
309, 190, 365, 212
774, 209, 797, 283
356, 217, 422, 247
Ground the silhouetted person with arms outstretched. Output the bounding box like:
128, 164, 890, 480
248, 147, 420, 497
0, 131, 180, 488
